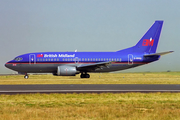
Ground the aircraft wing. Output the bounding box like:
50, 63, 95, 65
77, 61, 112, 72
144, 51, 174, 57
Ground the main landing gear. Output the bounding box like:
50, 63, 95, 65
24, 73, 29, 79
80, 73, 90, 78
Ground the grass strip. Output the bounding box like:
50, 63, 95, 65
0, 72, 180, 84
0, 93, 180, 120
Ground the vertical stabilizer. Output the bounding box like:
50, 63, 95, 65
134, 21, 163, 54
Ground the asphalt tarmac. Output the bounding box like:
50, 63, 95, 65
0, 84, 180, 94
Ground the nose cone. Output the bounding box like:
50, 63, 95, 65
5, 61, 15, 70
5, 62, 10, 69
5, 61, 20, 72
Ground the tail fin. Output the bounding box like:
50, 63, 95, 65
134, 21, 163, 54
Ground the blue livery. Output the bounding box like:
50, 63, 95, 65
5, 21, 173, 78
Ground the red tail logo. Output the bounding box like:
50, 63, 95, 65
142, 39, 154, 46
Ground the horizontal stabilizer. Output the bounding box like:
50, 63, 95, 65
144, 51, 174, 57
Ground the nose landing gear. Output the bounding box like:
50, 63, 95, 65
24, 73, 29, 79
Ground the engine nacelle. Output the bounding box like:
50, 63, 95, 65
57, 66, 77, 76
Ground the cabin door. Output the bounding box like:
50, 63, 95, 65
29, 54, 36, 64
128, 54, 133, 65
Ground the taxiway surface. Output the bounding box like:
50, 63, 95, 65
0, 84, 180, 94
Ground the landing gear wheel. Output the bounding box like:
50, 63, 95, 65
85, 74, 90, 78
24, 75, 29, 79
80, 74, 84, 78
80, 73, 90, 78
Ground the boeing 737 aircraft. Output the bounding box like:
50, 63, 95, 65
5, 21, 173, 79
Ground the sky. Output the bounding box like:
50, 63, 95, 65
0, 0, 180, 74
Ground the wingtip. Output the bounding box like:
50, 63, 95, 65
168, 51, 174, 53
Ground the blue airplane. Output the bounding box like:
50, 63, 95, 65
5, 21, 173, 79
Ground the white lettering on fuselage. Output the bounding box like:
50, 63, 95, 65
44, 54, 57, 57
44, 54, 75, 58
59, 54, 75, 57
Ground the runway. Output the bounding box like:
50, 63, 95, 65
0, 84, 180, 94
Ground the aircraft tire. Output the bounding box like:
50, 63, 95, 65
86, 74, 90, 78
24, 75, 29, 79
80, 74, 84, 78
80, 74, 90, 78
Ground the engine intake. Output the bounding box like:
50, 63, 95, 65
57, 66, 77, 76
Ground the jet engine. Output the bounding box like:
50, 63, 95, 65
56, 66, 78, 76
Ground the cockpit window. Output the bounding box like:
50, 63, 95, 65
14, 57, 23, 61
